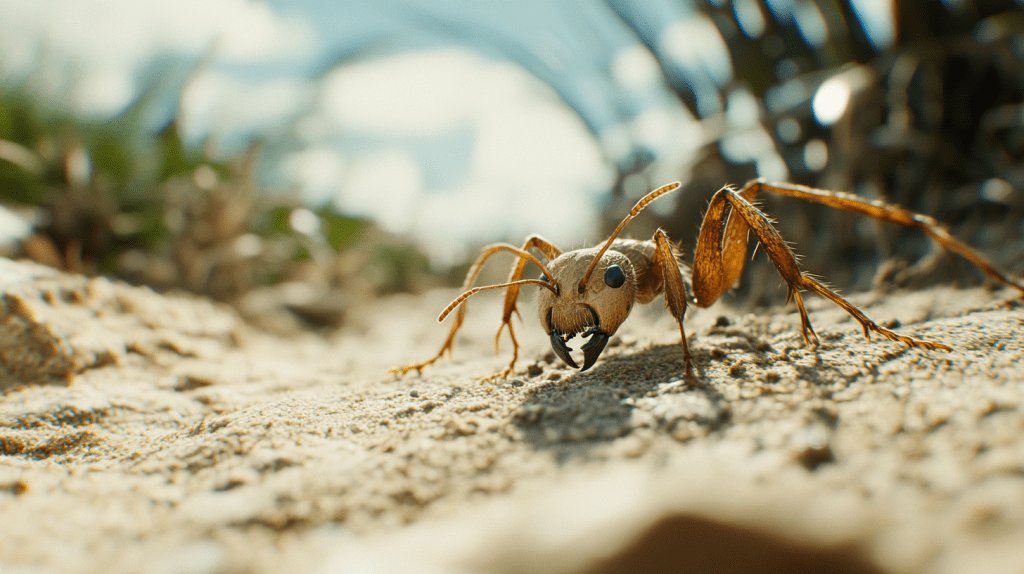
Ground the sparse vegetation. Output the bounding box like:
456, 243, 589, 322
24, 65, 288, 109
0, 81, 433, 330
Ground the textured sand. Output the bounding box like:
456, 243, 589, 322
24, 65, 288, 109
1, 257, 1023, 574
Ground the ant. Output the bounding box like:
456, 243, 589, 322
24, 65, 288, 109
393, 179, 1024, 382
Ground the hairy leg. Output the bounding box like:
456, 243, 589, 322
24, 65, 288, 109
742, 179, 1024, 296
653, 229, 695, 380
691, 184, 959, 351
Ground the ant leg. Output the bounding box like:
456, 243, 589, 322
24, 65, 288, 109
488, 235, 562, 380
390, 243, 553, 376
739, 179, 1024, 297
692, 185, 952, 351
691, 185, 754, 309
653, 229, 695, 380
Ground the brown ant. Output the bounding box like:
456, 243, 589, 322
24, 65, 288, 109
392, 179, 1024, 381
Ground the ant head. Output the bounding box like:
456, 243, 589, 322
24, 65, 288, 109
535, 181, 680, 371
537, 247, 637, 371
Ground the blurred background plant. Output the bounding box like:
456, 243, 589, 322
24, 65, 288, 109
0, 79, 432, 333
0, 0, 1022, 331
638, 0, 1024, 305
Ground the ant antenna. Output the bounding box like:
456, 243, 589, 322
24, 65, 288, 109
439, 244, 558, 321
579, 182, 681, 293
439, 279, 556, 322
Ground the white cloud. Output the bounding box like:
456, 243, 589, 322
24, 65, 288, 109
41, 0, 312, 66
338, 150, 425, 234
308, 48, 614, 263
320, 50, 485, 137
0, 0, 317, 116
282, 147, 347, 204
72, 66, 136, 118
181, 71, 310, 144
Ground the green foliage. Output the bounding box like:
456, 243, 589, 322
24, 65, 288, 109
315, 206, 369, 251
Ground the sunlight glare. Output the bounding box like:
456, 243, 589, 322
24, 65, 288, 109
611, 44, 661, 91
812, 77, 851, 126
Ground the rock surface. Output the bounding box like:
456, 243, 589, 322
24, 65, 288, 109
0, 258, 1022, 574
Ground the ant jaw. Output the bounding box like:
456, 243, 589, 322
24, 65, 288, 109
549, 330, 579, 369
580, 328, 610, 371
547, 307, 610, 371
548, 326, 610, 371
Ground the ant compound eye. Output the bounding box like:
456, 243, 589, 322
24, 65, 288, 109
604, 265, 626, 288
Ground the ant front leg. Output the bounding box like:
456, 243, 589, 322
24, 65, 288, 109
489, 235, 562, 380
390, 243, 554, 377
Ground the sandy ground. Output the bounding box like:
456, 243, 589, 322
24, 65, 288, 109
1, 256, 1023, 574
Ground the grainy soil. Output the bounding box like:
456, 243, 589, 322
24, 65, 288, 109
1, 257, 1023, 574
